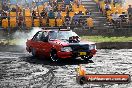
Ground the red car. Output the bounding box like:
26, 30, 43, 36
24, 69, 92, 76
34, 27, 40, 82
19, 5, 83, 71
26, 28, 97, 62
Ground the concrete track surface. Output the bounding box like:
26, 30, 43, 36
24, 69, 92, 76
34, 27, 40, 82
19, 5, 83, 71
0, 49, 132, 88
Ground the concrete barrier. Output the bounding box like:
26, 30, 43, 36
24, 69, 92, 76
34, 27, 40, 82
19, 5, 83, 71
96, 42, 132, 49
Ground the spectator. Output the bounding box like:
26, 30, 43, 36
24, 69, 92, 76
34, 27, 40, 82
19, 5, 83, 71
113, 0, 119, 6
85, 9, 91, 16
1, 11, 7, 19
73, 14, 79, 25
11, 7, 17, 12
87, 16, 94, 31
104, 0, 111, 4
112, 12, 119, 24
56, 11, 61, 18
45, 4, 52, 13
40, 9, 47, 18
78, 0, 82, 5
65, 14, 71, 26
78, 11, 84, 15
48, 10, 55, 19
51, 0, 58, 11
65, 6, 70, 12
64, 0, 70, 5
61, 4, 66, 11
65, 14, 71, 21
16, 5, 22, 12
104, 3, 111, 11
2, 3, 9, 11
18, 13, 23, 27
119, 12, 127, 22
127, 5, 132, 17
79, 18, 84, 26
32, 10, 37, 19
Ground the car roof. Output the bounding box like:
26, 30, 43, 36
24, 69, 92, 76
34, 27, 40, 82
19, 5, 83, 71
40, 28, 72, 32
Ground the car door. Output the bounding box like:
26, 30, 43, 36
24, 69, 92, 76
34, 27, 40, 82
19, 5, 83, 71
30, 31, 43, 56
38, 31, 53, 57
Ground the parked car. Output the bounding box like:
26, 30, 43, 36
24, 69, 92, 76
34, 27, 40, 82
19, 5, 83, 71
26, 28, 97, 62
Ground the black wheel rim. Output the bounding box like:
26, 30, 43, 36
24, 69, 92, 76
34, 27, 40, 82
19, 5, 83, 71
50, 51, 58, 62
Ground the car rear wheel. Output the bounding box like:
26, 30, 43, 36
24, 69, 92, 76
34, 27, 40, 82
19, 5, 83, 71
50, 49, 59, 62
82, 55, 93, 62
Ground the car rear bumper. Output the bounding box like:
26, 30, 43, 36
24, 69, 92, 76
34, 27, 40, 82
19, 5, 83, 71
57, 49, 97, 59
26, 47, 31, 52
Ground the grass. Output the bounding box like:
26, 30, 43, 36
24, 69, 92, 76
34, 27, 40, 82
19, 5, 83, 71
81, 36, 132, 43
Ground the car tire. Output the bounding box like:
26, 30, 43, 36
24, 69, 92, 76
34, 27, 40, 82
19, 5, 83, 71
31, 48, 37, 57
82, 55, 93, 62
50, 49, 59, 62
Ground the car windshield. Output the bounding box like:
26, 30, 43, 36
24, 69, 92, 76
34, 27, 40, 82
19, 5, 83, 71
49, 31, 79, 40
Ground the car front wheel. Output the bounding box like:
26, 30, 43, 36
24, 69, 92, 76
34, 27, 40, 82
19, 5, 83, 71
50, 49, 59, 62
31, 48, 37, 57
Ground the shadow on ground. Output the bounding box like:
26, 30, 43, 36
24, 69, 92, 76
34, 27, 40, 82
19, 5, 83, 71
22, 56, 94, 66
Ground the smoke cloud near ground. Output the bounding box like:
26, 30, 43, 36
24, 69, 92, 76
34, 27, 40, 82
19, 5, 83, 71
12, 27, 42, 48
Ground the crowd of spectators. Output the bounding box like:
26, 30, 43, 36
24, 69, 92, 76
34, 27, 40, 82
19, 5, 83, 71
0, 0, 94, 30
95, 0, 132, 28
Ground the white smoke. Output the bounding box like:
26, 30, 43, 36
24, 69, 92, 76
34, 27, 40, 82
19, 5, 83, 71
13, 27, 42, 48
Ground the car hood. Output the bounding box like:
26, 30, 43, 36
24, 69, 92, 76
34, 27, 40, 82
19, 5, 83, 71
51, 39, 95, 46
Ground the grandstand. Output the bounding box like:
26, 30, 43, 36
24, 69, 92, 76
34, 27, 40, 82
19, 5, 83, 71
0, 0, 132, 33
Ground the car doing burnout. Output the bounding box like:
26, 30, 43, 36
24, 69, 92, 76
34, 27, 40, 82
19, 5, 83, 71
26, 28, 97, 62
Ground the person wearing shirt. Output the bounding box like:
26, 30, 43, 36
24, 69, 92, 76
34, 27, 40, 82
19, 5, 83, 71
73, 14, 79, 25
87, 16, 94, 29
127, 5, 132, 17
78, 0, 82, 5
56, 11, 61, 18
45, 4, 52, 13
112, 12, 119, 23
113, 0, 119, 6
48, 10, 55, 19
2, 3, 9, 11
64, 0, 70, 5
40, 9, 47, 18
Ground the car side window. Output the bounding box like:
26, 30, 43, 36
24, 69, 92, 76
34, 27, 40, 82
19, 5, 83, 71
40, 31, 49, 41
48, 31, 57, 40
32, 32, 43, 41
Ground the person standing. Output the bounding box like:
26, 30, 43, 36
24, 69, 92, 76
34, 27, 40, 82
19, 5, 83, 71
127, 5, 132, 23
127, 5, 132, 17
87, 16, 94, 32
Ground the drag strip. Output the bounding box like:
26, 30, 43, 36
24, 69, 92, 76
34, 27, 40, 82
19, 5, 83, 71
0, 49, 132, 88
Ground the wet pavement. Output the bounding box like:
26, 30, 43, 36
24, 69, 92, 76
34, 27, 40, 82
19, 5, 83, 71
0, 49, 132, 88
